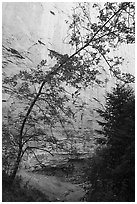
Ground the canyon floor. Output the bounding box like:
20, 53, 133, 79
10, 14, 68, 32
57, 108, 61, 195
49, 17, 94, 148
17, 169, 86, 202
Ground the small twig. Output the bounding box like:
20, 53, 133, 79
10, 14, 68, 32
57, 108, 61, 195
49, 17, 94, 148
27, 146, 54, 156
29, 148, 45, 167
98, 51, 132, 83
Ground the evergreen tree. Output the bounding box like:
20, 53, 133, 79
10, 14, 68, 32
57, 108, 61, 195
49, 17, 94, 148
88, 83, 135, 201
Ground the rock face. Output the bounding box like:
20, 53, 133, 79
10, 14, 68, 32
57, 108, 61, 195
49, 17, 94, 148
2, 3, 135, 163
2, 3, 72, 64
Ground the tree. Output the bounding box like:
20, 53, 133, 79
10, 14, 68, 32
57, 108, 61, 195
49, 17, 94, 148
2, 2, 135, 183
87, 83, 135, 201
3, 48, 102, 182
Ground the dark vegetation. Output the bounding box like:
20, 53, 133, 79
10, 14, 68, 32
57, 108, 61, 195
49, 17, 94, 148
85, 84, 135, 201
2, 172, 50, 202
2, 2, 135, 202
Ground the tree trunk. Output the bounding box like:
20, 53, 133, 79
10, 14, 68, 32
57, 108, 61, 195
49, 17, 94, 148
10, 148, 22, 184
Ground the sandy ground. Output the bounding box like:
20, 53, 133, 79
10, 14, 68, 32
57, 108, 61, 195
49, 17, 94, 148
17, 169, 85, 202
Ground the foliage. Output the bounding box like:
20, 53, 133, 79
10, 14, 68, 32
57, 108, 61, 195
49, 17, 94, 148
65, 2, 135, 83
86, 83, 135, 201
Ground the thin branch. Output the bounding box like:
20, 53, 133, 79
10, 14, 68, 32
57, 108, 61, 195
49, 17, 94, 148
27, 146, 54, 156
122, 7, 134, 18
98, 51, 131, 83
89, 98, 105, 110
22, 132, 48, 146
94, 30, 119, 42
29, 148, 45, 167
78, 3, 92, 25
20, 146, 29, 159
34, 103, 52, 123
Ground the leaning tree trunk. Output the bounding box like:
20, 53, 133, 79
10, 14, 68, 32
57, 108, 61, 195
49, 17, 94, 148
9, 84, 46, 184
10, 147, 22, 184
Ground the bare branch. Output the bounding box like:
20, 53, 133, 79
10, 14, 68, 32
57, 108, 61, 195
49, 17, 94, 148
27, 146, 54, 156
98, 51, 133, 83
29, 148, 46, 167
